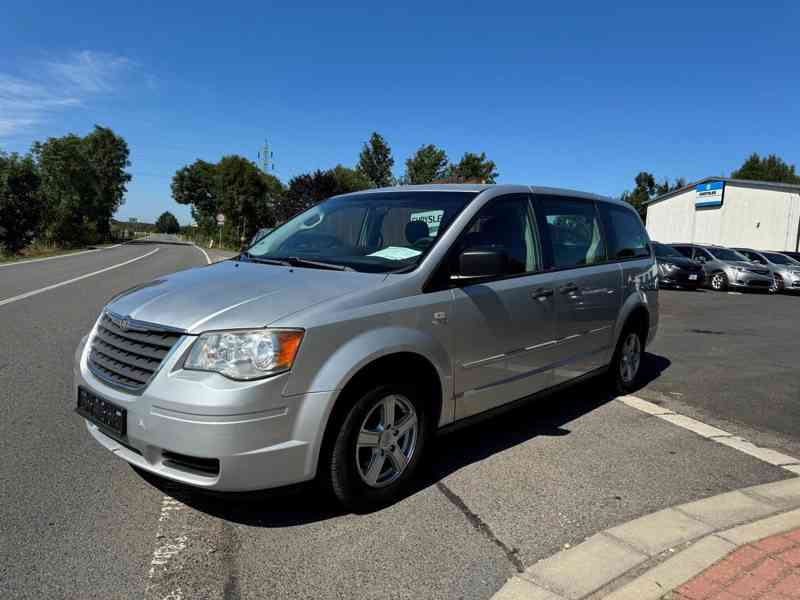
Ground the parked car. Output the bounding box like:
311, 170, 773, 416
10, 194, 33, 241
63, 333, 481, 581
670, 244, 773, 292
732, 248, 800, 293
652, 242, 704, 290
75, 184, 659, 510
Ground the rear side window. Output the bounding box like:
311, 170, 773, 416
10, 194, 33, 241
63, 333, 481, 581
599, 204, 650, 260
538, 197, 607, 269
673, 246, 693, 258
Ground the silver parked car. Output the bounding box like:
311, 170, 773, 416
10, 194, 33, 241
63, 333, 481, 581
75, 185, 659, 510
670, 244, 773, 292
732, 248, 800, 293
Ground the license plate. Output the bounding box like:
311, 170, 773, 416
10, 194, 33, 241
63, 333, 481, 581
76, 387, 127, 437
689, 274, 698, 281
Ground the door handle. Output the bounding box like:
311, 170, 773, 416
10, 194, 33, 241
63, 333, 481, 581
531, 288, 554, 300
559, 282, 579, 294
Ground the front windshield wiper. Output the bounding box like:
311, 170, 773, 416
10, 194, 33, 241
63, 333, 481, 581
239, 252, 291, 267
285, 256, 354, 271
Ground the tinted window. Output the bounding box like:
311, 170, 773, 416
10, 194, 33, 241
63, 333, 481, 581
763, 252, 797, 265
695, 248, 713, 261
653, 242, 683, 259
673, 246, 694, 259
599, 204, 650, 260
456, 194, 542, 274
538, 197, 606, 269
741, 251, 766, 264
707, 247, 747, 262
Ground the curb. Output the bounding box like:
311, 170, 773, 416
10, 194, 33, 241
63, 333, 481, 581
491, 477, 800, 600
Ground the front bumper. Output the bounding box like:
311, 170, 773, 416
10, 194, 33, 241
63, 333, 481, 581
726, 270, 773, 289
74, 334, 336, 491
659, 269, 704, 288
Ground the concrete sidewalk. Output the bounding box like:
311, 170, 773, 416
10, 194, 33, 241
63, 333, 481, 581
493, 478, 800, 600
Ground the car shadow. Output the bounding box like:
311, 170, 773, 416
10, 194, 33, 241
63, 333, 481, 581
136, 352, 671, 526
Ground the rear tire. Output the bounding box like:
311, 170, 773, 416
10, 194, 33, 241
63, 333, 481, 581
710, 271, 728, 291
323, 383, 430, 512
610, 326, 644, 395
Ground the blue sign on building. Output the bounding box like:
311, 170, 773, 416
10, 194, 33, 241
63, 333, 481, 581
695, 180, 724, 208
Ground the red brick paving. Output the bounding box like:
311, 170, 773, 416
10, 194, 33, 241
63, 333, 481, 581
670, 527, 800, 599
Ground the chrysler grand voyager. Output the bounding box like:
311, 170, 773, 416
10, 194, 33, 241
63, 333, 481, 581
75, 185, 658, 510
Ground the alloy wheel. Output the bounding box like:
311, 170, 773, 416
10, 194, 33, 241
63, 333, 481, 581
355, 394, 418, 488
711, 272, 725, 290
619, 332, 642, 385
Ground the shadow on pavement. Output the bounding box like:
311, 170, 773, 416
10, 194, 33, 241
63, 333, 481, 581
137, 352, 671, 526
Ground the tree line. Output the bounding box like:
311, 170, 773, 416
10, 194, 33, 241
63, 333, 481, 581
172, 132, 499, 247
0, 125, 131, 254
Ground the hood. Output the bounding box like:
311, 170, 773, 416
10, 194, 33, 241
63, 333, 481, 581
656, 256, 700, 270
727, 260, 765, 270
106, 260, 382, 333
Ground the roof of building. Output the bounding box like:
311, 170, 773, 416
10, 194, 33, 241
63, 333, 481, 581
645, 176, 800, 207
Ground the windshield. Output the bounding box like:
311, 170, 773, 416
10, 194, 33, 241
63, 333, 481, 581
707, 247, 748, 262
653, 242, 683, 259
763, 252, 798, 265
246, 191, 477, 273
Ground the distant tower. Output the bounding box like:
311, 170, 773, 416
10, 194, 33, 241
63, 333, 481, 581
258, 139, 274, 174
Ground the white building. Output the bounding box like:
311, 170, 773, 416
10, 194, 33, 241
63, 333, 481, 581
645, 177, 800, 252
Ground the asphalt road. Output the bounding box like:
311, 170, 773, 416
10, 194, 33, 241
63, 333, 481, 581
0, 246, 796, 599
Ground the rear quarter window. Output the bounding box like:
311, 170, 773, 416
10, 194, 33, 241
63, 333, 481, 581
599, 204, 651, 260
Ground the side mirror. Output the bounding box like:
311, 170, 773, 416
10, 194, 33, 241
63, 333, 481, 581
455, 248, 507, 279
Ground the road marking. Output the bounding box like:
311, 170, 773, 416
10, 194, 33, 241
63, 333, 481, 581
193, 244, 212, 265
0, 244, 122, 268
0, 248, 159, 307
145, 495, 188, 600
618, 395, 800, 473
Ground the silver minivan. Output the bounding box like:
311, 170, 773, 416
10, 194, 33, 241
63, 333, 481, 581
75, 185, 659, 510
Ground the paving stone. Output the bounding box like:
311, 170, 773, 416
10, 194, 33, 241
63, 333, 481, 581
606, 508, 712, 557
491, 577, 565, 600
744, 478, 800, 508
522, 533, 646, 599
676, 491, 777, 530
719, 509, 800, 546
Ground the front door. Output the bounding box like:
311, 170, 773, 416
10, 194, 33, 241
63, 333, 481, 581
536, 196, 621, 385
451, 194, 558, 419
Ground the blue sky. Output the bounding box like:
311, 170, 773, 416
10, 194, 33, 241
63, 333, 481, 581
2, 1, 799, 224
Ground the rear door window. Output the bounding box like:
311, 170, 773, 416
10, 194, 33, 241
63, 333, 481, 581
598, 204, 651, 260
537, 197, 607, 269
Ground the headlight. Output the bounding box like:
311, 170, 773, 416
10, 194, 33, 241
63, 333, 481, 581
184, 329, 304, 380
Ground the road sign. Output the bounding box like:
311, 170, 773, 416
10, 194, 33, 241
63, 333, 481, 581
216, 213, 225, 225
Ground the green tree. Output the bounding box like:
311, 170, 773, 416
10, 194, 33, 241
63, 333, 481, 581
331, 164, 371, 193
356, 132, 395, 187
155, 211, 180, 234
279, 170, 339, 222
0, 152, 45, 253
730, 153, 800, 184
83, 126, 132, 239
447, 152, 499, 183
171, 159, 219, 237
620, 171, 656, 219
655, 177, 687, 197
33, 134, 96, 246
403, 144, 449, 184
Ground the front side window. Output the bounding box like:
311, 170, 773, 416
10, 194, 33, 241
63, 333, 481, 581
763, 252, 797, 265
538, 197, 606, 269
653, 242, 684, 259
454, 194, 542, 274
741, 251, 766, 264
707, 247, 748, 262
599, 204, 650, 260
247, 191, 476, 273
673, 246, 693, 259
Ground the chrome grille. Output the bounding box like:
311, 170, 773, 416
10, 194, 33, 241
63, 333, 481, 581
88, 312, 183, 391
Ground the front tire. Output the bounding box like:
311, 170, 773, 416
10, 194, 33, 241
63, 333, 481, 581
323, 384, 429, 512
770, 274, 784, 294
710, 271, 728, 291
610, 327, 644, 395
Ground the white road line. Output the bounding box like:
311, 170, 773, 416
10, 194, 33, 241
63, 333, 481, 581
618, 395, 800, 473
193, 244, 212, 265
0, 244, 122, 268
0, 248, 159, 307
145, 495, 188, 600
